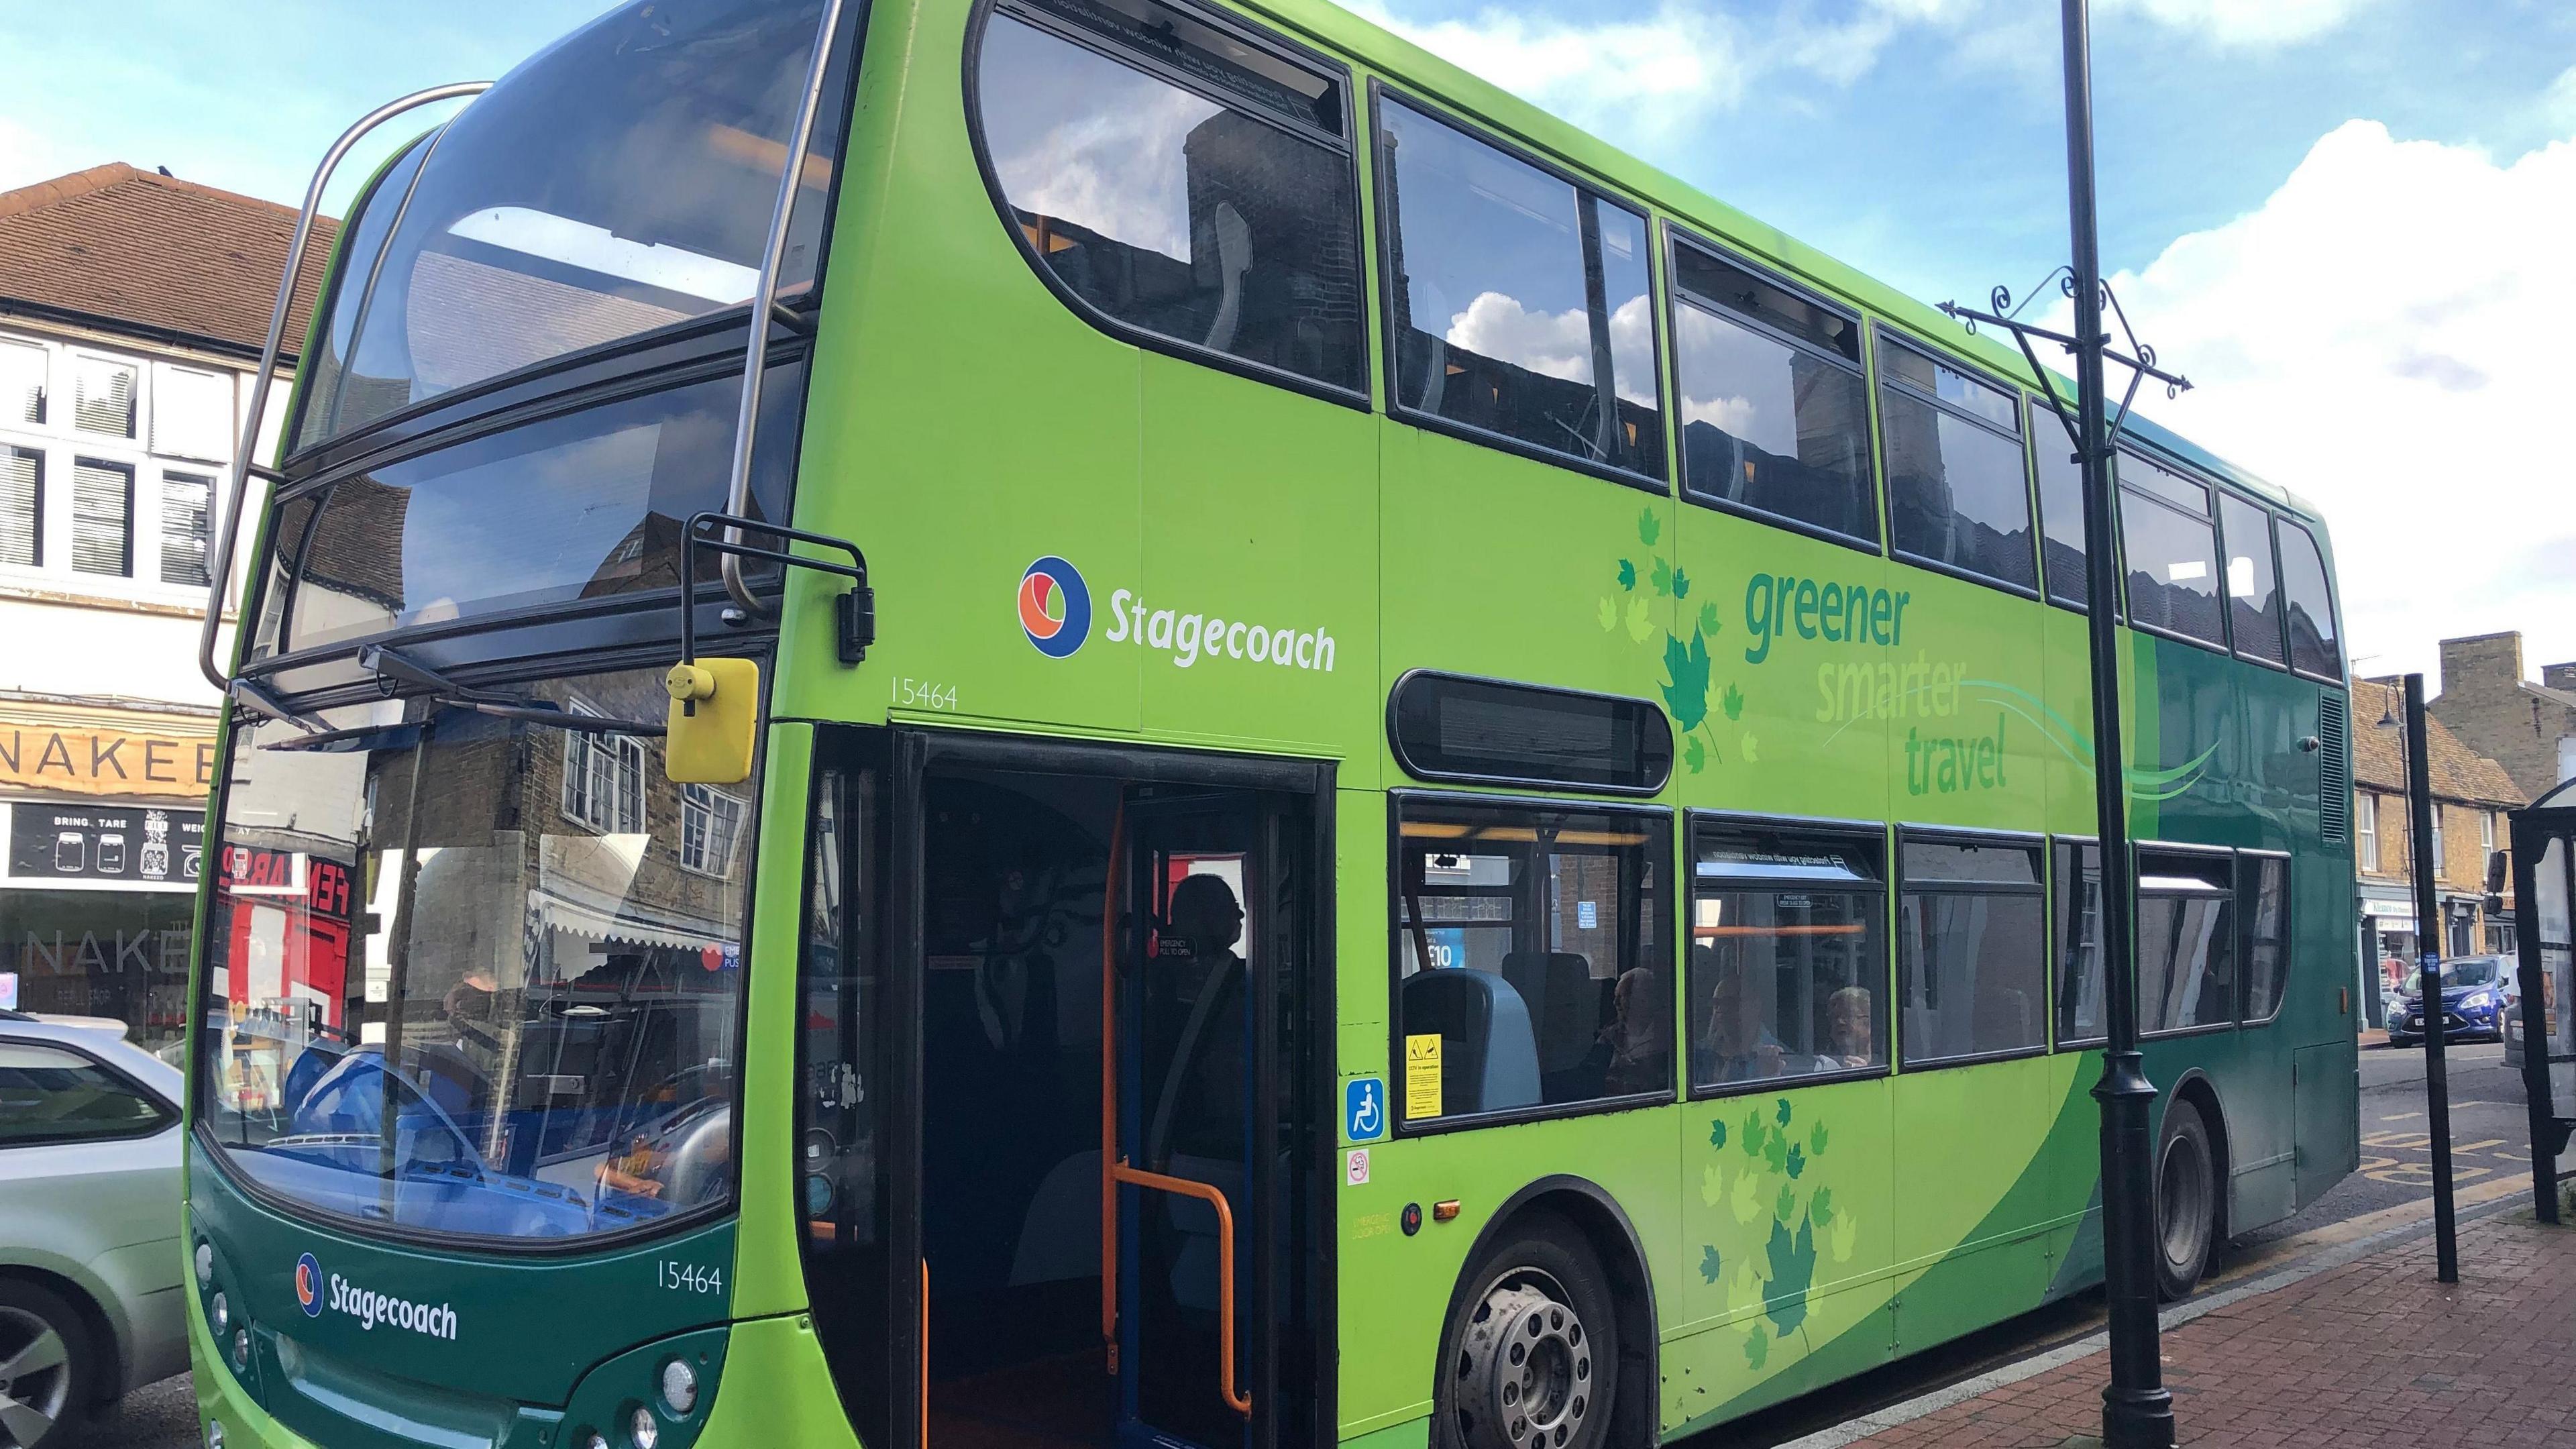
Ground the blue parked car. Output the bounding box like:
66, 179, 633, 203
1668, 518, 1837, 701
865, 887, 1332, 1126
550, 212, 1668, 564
2387, 955, 2517, 1046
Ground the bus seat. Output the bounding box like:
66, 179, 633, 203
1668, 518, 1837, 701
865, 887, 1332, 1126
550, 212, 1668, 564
1400, 969, 1540, 1116
1503, 951, 1601, 1071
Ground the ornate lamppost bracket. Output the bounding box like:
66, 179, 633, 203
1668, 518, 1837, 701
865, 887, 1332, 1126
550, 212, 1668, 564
1939, 270, 2192, 462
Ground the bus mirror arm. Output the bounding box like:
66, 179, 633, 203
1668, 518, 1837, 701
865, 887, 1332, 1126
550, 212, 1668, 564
678, 511, 873, 671
197, 80, 491, 696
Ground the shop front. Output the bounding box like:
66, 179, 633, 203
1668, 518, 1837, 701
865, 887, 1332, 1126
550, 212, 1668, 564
0, 704, 218, 1059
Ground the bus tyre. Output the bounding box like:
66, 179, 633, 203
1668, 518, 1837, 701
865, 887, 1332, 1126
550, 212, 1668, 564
1436, 1216, 1616, 1449
2153, 1103, 2216, 1302
0, 1278, 95, 1449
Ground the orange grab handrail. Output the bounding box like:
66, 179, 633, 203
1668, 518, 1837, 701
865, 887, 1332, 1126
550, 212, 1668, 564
1109, 1159, 1252, 1417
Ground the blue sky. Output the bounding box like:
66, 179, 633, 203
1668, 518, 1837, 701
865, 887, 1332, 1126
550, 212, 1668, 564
5, 0, 2572, 684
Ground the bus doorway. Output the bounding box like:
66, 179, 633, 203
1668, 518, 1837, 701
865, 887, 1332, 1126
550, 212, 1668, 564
900, 741, 1326, 1449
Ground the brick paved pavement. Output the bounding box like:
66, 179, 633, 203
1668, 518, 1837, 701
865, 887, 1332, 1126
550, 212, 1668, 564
1847, 1212, 2574, 1448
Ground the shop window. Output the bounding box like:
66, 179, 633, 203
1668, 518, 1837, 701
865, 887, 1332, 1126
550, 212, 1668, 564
1880, 341, 2037, 591
1688, 820, 1886, 1092
70, 457, 134, 576
160, 470, 215, 586
975, 0, 1365, 393
1672, 244, 1875, 545
0, 883, 201, 1059
2138, 848, 2234, 1034
1380, 97, 1664, 480
1393, 796, 1671, 1125
1898, 834, 2046, 1063
0, 444, 38, 567
1, 337, 43, 425
681, 784, 747, 877
564, 718, 647, 834
72, 355, 138, 439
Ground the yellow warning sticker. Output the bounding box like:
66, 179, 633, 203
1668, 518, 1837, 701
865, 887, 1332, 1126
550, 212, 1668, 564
1404, 1032, 1442, 1121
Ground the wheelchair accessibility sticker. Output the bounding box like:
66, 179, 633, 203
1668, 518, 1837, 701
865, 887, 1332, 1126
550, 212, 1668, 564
1344, 1077, 1387, 1142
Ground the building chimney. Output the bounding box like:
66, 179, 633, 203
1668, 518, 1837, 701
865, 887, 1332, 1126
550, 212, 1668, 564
2438, 632, 2524, 697
2543, 661, 2576, 693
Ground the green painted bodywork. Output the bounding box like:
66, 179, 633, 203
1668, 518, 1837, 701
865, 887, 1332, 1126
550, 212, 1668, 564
185, 0, 2359, 1446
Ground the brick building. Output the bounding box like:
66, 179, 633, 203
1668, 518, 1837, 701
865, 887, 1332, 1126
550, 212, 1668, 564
2348, 677, 2527, 1018
0, 163, 331, 1055
2428, 630, 2576, 804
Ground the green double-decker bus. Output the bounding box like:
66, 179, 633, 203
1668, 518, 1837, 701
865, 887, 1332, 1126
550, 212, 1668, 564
180, 3, 2361, 1449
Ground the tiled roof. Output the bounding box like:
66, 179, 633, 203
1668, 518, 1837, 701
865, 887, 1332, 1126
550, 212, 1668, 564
0, 164, 337, 359
2349, 677, 2528, 806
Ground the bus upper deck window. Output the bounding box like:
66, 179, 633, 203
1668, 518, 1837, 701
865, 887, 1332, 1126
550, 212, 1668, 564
301, 0, 848, 444
973, 0, 1366, 394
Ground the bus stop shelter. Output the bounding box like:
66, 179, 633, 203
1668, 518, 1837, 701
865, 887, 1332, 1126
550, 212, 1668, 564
2506, 780, 2576, 1222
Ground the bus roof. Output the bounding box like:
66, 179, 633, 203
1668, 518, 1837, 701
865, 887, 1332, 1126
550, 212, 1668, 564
1239, 0, 2324, 528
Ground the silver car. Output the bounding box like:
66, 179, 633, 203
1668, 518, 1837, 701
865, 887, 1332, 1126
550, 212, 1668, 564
0, 1012, 187, 1449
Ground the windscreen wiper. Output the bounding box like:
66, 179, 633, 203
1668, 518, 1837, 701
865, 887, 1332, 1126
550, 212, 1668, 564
358, 643, 667, 737
229, 676, 327, 735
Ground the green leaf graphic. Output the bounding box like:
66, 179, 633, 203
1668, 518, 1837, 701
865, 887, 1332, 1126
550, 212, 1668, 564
1774, 1183, 1796, 1223
1809, 1122, 1829, 1158
1638, 507, 1661, 546
1699, 1244, 1723, 1284
1625, 594, 1657, 643
1741, 733, 1760, 763
1709, 1118, 1728, 1149
1784, 1144, 1805, 1179
1683, 734, 1707, 773
1831, 1208, 1858, 1263
1650, 557, 1674, 596
1597, 597, 1619, 632
1810, 1185, 1835, 1227
1701, 1161, 1725, 1206
1663, 629, 1713, 732
1672, 566, 1691, 600
1763, 1218, 1817, 1337
1723, 682, 1746, 721
1763, 1127, 1790, 1175
1744, 1324, 1769, 1370
1697, 600, 1723, 636
1776, 1098, 1793, 1126
1741, 1110, 1765, 1157
1617, 558, 1637, 590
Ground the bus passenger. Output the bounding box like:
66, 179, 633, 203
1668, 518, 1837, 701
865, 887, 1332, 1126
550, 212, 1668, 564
1601, 965, 1670, 1094
1694, 945, 1788, 1084
1819, 985, 1876, 1069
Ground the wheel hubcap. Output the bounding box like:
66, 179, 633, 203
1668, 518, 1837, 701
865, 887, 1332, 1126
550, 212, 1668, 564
2158, 1135, 2210, 1273
0, 1307, 71, 1449
1454, 1273, 1593, 1449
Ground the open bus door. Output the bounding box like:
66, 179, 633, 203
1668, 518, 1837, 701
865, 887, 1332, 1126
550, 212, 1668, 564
2505, 787, 2573, 1222
822, 731, 1324, 1449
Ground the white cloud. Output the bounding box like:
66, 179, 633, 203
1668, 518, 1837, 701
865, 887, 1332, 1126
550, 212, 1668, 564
2074, 118, 2576, 679
1346, 3, 1750, 140
2096, 0, 2376, 49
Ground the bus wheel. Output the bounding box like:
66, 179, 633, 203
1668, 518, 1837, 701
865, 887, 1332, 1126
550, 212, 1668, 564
2153, 1104, 2216, 1301
0, 1279, 95, 1449
1437, 1216, 1617, 1449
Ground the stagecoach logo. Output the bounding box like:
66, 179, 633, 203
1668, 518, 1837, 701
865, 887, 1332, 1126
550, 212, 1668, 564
292, 1253, 459, 1340
1018, 556, 1092, 658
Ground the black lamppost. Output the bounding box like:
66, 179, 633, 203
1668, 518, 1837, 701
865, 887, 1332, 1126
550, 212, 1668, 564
2381, 678, 2461, 1280
1939, 5, 2190, 1444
